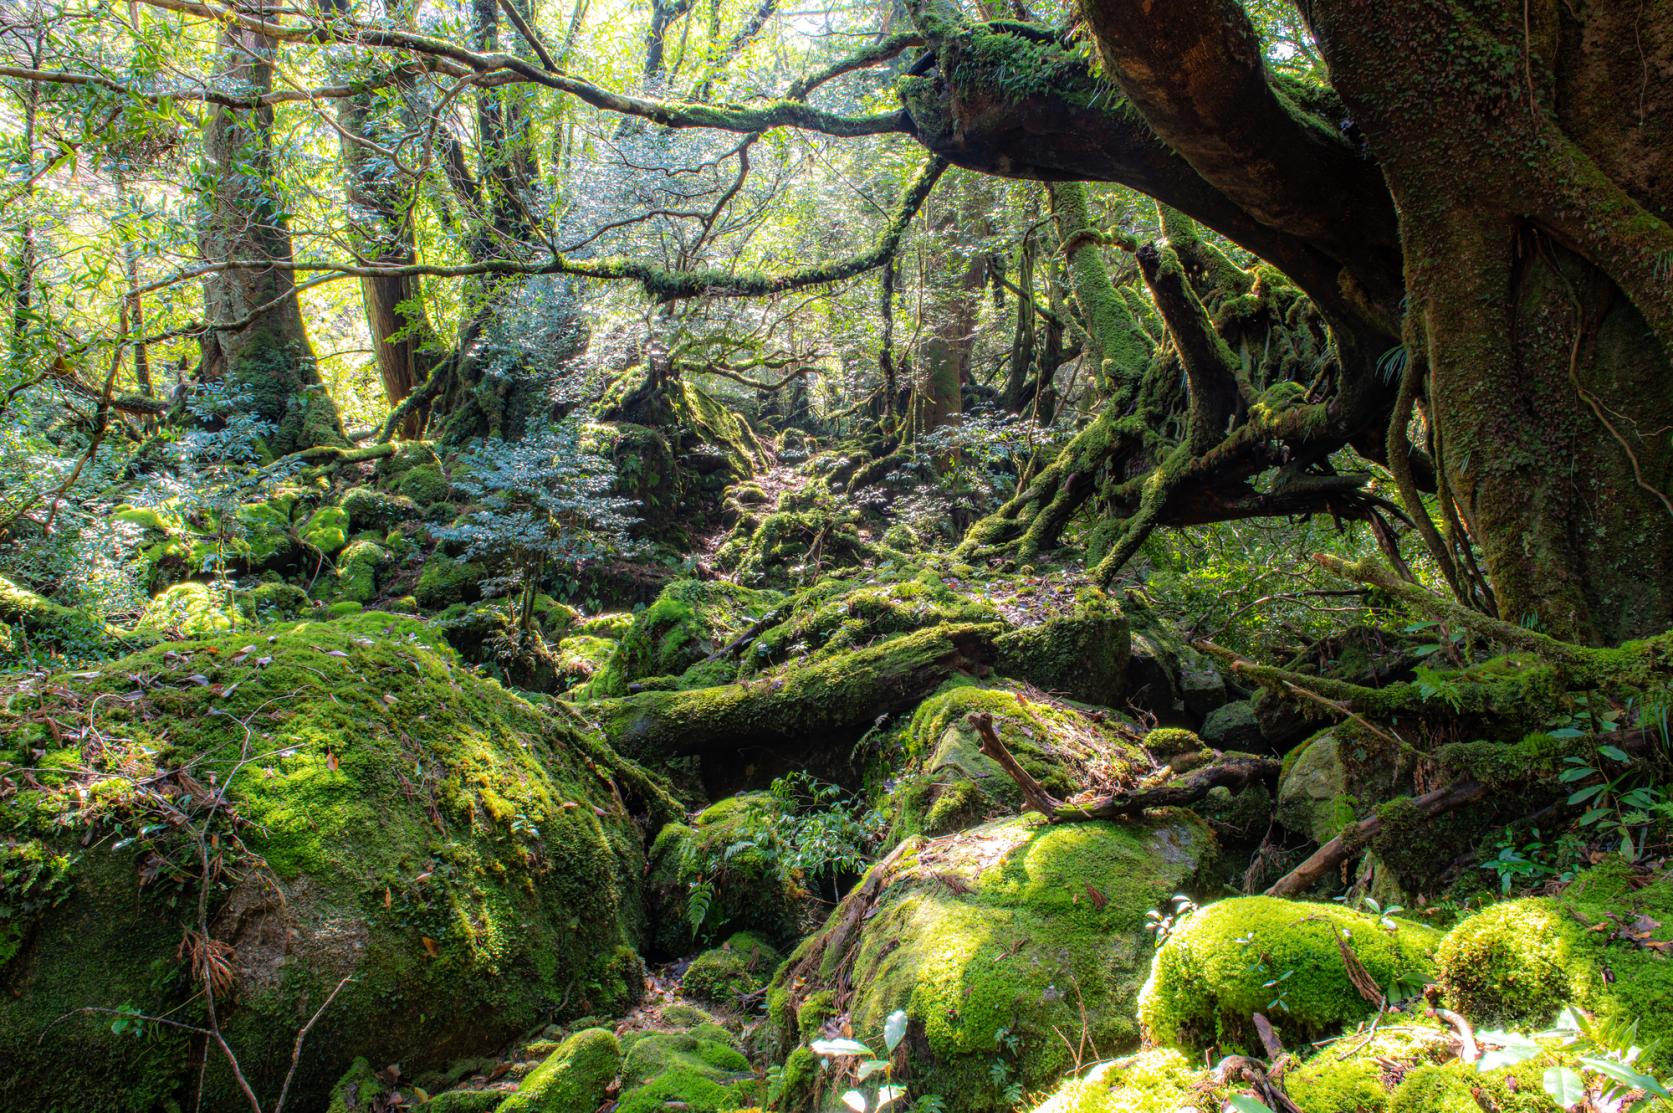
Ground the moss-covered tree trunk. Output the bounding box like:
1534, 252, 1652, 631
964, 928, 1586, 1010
1307, 0, 1673, 643
197, 8, 346, 454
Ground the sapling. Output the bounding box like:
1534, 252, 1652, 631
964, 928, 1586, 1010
433, 420, 640, 637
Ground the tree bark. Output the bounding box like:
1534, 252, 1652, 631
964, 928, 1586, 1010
198, 1, 346, 454
1303, 0, 1673, 643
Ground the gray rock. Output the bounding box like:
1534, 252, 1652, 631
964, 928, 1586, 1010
1277, 731, 1351, 843
1201, 699, 1263, 749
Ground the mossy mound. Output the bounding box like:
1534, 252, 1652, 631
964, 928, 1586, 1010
617, 1023, 760, 1113
682, 932, 783, 1006
584, 579, 782, 698
992, 587, 1129, 707
1435, 862, 1673, 1067
885, 677, 1150, 838
712, 488, 874, 587
498, 1027, 621, 1113
1026, 1049, 1225, 1113
646, 794, 807, 956
1137, 895, 1442, 1054
0, 613, 660, 1112
773, 813, 1216, 1112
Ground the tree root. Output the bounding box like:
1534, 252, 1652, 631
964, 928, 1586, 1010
967, 711, 1279, 822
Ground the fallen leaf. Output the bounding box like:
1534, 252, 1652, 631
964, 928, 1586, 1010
420, 936, 439, 958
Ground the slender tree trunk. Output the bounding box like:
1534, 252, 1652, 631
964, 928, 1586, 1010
198, 1, 346, 453
1309, 0, 1673, 643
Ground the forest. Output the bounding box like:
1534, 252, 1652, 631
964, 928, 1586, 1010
1, 0, 1671, 1109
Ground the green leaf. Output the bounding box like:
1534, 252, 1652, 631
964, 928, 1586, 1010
857, 1059, 890, 1081
884, 1009, 908, 1053
1226, 1096, 1275, 1113
875, 1084, 906, 1110
1580, 1056, 1672, 1098
1567, 784, 1606, 805
1599, 745, 1631, 762
840, 1090, 868, 1113
1476, 1030, 1541, 1072
812, 1038, 875, 1058
1543, 1066, 1585, 1108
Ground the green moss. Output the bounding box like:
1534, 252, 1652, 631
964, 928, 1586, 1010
340, 486, 418, 532
0, 574, 120, 661
1285, 1053, 1391, 1113
682, 932, 782, 1006
332, 539, 388, 604
1435, 863, 1673, 1066
423, 1090, 507, 1112
395, 463, 451, 506
646, 794, 803, 955
992, 587, 1129, 707
1386, 1064, 1483, 1113
0, 613, 650, 1112
1137, 896, 1442, 1054
886, 678, 1148, 838
300, 505, 351, 554
616, 1028, 756, 1113
781, 813, 1216, 1112
584, 580, 781, 698
1025, 1049, 1222, 1113
768, 1046, 819, 1111
241, 582, 310, 623
498, 1028, 620, 1113
325, 1057, 385, 1113
415, 552, 485, 608
135, 581, 241, 637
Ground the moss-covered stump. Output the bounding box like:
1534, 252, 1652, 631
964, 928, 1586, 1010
1436, 862, 1673, 1068
0, 613, 663, 1112
1137, 895, 1441, 1055
646, 794, 808, 956
884, 678, 1150, 838
582, 579, 783, 698
771, 813, 1216, 1112
682, 932, 783, 1006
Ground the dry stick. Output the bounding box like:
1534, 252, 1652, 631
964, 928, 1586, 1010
1427, 1007, 1480, 1063
967, 711, 1064, 816
1265, 780, 1487, 897
271, 974, 355, 1113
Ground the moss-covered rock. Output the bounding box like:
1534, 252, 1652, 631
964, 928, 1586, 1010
1138, 895, 1441, 1055
773, 813, 1215, 1112
992, 588, 1128, 707
394, 462, 451, 506
0, 574, 120, 661
584, 580, 782, 698
885, 678, 1149, 838
682, 932, 782, 1006
1026, 1049, 1225, 1113
332, 539, 389, 604
135, 580, 241, 637
646, 794, 806, 956
1201, 699, 1262, 749
415, 552, 485, 608
340, 486, 419, 533
1435, 862, 1673, 1067
498, 1027, 621, 1113
1277, 730, 1354, 843
300, 505, 351, 553
616, 1024, 758, 1113
0, 613, 657, 1112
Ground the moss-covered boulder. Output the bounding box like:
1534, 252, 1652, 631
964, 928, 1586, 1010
415, 551, 485, 608
1277, 730, 1354, 843
331, 539, 389, 604
1435, 862, 1673, 1067
0, 574, 122, 662
1026, 1049, 1225, 1113
646, 794, 807, 956
771, 813, 1216, 1112
498, 1027, 621, 1113
0, 613, 662, 1112
340, 486, 419, 533
135, 580, 241, 637
885, 678, 1149, 838
1137, 895, 1441, 1054
992, 588, 1128, 708
682, 932, 782, 1006
617, 1023, 760, 1113
584, 579, 782, 698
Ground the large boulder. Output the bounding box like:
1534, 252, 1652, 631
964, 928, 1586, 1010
768, 813, 1216, 1112
1276, 730, 1353, 843
0, 613, 666, 1112
1435, 862, 1673, 1068
885, 678, 1150, 838
1137, 895, 1441, 1054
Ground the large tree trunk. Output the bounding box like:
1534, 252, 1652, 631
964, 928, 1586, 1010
1306, 0, 1673, 644
198, 6, 346, 454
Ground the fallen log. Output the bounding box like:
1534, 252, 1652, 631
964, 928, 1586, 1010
591, 622, 1000, 758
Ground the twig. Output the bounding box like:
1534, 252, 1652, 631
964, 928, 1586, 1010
272, 974, 354, 1113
